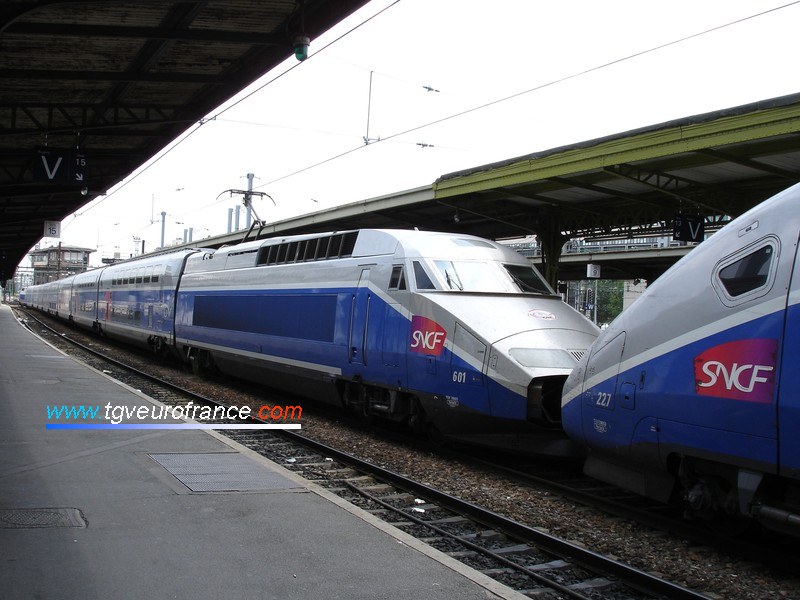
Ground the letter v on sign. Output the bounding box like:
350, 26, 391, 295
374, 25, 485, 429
33, 147, 67, 183
42, 154, 63, 179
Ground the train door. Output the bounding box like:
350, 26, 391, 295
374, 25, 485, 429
778, 232, 800, 479
349, 268, 371, 366
579, 331, 632, 457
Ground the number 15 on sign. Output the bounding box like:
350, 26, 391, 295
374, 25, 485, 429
44, 220, 61, 238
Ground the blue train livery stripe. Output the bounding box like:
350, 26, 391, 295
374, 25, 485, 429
192, 294, 337, 342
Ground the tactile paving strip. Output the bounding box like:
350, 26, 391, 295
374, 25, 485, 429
149, 452, 301, 492
0, 508, 87, 529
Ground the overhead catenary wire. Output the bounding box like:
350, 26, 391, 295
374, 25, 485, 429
252, 0, 800, 191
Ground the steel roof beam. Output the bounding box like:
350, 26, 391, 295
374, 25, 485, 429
0, 69, 220, 84
547, 175, 666, 208
602, 164, 724, 213
695, 148, 800, 181
5, 23, 285, 45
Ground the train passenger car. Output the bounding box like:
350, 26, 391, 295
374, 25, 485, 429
71, 269, 103, 329
175, 229, 599, 454
56, 276, 73, 318
34, 279, 60, 314
562, 183, 800, 534
97, 249, 200, 351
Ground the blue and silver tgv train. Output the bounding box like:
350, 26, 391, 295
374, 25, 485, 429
23, 228, 598, 454
561, 183, 800, 535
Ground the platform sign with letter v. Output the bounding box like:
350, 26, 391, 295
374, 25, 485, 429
32, 147, 86, 184
673, 213, 705, 243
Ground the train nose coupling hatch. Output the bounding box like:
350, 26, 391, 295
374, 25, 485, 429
527, 376, 567, 427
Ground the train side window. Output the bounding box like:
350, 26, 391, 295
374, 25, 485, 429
719, 246, 772, 296
257, 246, 277, 265
295, 240, 307, 262
316, 237, 330, 260
713, 236, 779, 305
328, 235, 343, 258
287, 241, 299, 262
278, 243, 290, 263
304, 239, 317, 261
388, 266, 407, 290
413, 261, 436, 290
340, 231, 358, 257
135, 268, 143, 284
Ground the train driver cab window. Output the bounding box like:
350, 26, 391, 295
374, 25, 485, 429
413, 261, 436, 290
713, 237, 778, 305
504, 264, 551, 295
388, 266, 407, 290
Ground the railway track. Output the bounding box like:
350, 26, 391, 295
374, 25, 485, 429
15, 306, 711, 599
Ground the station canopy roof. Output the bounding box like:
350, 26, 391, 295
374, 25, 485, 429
0, 0, 370, 281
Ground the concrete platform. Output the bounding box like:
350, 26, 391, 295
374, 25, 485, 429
0, 303, 521, 599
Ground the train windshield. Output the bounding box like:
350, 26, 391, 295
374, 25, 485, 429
503, 264, 551, 294
432, 260, 550, 294
434, 260, 506, 291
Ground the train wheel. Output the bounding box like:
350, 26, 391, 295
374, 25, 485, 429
188, 348, 215, 377
355, 385, 375, 426
343, 382, 373, 425
196, 350, 217, 378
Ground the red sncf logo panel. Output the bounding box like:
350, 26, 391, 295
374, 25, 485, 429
694, 338, 778, 403
409, 316, 446, 356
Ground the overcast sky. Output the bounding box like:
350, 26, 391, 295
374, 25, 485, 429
35, 0, 800, 267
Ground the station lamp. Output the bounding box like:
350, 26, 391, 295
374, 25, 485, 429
293, 35, 310, 61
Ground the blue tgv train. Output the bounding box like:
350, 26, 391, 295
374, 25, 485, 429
23, 229, 598, 454
561, 183, 800, 534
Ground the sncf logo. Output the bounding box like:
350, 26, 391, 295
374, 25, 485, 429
410, 316, 447, 356
694, 339, 778, 403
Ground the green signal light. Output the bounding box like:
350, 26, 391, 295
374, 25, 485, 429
293, 36, 310, 61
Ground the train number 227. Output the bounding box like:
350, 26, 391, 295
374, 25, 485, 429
595, 392, 613, 408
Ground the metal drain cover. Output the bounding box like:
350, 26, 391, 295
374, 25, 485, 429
149, 452, 300, 492
0, 508, 86, 529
